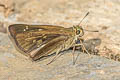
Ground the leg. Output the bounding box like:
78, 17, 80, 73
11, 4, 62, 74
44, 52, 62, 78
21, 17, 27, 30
47, 48, 61, 65
79, 39, 90, 55
75, 39, 90, 55
72, 45, 76, 65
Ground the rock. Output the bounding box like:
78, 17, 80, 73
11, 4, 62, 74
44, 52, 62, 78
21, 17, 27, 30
0, 0, 120, 80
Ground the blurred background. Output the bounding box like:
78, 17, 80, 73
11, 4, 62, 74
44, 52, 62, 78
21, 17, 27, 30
1, 0, 120, 80
0, 0, 120, 33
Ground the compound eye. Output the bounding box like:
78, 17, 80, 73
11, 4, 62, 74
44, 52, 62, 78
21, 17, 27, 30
76, 30, 80, 35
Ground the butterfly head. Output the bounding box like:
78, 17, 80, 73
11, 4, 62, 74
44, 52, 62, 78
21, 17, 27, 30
72, 12, 89, 37
73, 25, 84, 37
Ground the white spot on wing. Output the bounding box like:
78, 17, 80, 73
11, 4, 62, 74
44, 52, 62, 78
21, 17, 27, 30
38, 29, 42, 31
26, 26, 29, 30
23, 29, 26, 31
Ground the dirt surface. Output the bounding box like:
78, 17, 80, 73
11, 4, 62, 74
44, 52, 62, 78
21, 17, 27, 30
0, 0, 120, 80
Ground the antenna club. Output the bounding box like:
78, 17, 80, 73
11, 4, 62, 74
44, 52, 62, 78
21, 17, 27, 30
78, 12, 90, 26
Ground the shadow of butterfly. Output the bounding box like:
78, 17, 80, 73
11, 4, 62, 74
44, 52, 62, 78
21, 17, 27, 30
75, 38, 101, 54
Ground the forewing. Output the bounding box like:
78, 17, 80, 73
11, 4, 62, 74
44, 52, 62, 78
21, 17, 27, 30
9, 24, 65, 34
8, 24, 70, 55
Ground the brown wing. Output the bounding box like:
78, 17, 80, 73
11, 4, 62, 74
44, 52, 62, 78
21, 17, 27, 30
8, 24, 72, 56
29, 36, 68, 60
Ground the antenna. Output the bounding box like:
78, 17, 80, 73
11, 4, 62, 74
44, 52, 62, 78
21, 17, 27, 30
78, 12, 89, 26
84, 29, 99, 32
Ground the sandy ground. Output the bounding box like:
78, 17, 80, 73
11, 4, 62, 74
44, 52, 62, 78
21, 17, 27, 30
0, 0, 120, 80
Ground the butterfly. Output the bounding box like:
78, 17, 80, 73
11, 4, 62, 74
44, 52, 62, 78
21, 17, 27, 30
8, 12, 96, 64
